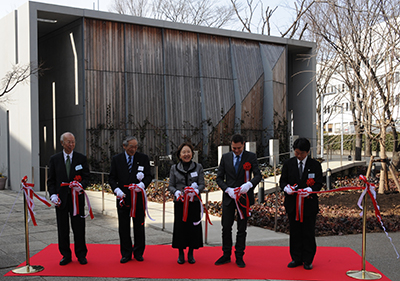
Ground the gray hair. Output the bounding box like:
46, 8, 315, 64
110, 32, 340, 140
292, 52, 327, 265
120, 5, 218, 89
123, 136, 138, 146
60, 132, 75, 143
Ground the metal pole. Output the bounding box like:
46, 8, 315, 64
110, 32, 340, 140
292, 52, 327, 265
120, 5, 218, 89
274, 183, 278, 232
346, 190, 382, 279
12, 185, 44, 274
321, 93, 324, 158
204, 189, 209, 244
45, 166, 49, 199
101, 173, 105, 214
341, 105, 343, 167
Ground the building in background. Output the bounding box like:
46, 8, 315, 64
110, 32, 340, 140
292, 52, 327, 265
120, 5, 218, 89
0, 1, 316, 190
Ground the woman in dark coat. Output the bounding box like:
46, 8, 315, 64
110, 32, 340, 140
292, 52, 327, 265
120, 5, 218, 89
168, 142, 205, 264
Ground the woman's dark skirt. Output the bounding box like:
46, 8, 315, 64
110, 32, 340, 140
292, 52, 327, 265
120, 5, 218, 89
172, 200, 203, 249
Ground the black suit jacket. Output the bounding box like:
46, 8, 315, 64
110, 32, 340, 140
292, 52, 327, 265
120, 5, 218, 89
47, 151, 90, 210
279, 156, 323, 215
216, 150, 262, 206
109, 152, 152, 209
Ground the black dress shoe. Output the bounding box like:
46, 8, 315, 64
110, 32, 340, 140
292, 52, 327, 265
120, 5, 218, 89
177, 256, 185, 264
187, 253, 195, 264
287, 260, 303, 268
59, 257, 72, 266
78, 257, 87, 265
134, 256, 144, 262
303, 263, 313, 270
120, 256, 131, 263
215, 255, 231, 265
236, 257, 246, 268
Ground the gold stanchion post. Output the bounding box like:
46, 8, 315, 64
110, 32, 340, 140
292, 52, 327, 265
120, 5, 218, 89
346, 194, 381, 280
12, 192, 44, 274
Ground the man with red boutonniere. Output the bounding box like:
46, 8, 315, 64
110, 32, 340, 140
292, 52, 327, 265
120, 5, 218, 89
47, 132, 90, 266
109, 136, 152, 264
279, 138, 323, 270
215, 134, 261, 268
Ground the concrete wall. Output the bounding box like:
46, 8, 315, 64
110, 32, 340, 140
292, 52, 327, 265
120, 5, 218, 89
0, 2, 41, 190
287, 46, 316, 155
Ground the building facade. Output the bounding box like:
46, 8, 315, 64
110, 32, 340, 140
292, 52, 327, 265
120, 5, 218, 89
0, 1, 316, 190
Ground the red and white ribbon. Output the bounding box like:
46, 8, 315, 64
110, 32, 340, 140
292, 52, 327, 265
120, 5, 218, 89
60, 180, 94, 219
295, 188, 310, 222
177, 186, 212, 226
233, 186, 250, 220
21, 176, 51, 226
124, 183, 155, 221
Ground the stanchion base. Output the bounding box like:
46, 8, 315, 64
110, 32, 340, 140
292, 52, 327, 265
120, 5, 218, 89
12, 265, 44, 274
346, 269, 382, 280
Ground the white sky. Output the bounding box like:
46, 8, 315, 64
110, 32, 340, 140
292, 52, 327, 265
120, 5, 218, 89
0, 0, 296, 36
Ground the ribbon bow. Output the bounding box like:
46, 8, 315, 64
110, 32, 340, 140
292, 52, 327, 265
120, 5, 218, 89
124, 179, 154, 221
21, 176, 51, 226
61, 176, 94, 219
233, 186, 250, 220
177, 186, 212, 226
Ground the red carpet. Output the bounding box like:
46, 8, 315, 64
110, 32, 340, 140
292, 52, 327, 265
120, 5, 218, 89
5, 244, 389, 280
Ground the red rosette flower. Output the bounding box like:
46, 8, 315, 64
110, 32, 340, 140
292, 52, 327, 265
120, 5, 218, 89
74, 175, 82, 182
22, 175, 28, 183
243, 162, 251, 171
306, 178, 315, 187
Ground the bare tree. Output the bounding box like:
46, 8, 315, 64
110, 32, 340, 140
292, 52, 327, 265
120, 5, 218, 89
0, 62, 43, 100
109, 0, 235, 28
304, 0, 400, 193
230, 0, 313, 38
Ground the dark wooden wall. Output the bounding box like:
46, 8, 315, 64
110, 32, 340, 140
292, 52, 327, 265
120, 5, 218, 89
84, 18, 286, 169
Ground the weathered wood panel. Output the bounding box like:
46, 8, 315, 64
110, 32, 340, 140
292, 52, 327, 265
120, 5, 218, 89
231, 38, 264, 101
84, 17, 290, 166
85, 19, 125, 72
125, 24, 163, 74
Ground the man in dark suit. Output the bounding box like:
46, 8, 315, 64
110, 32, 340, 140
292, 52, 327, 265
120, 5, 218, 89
215, 134, 262, 268
109, 136, 152, 263
279, 137, 323, 270
48, 132, 90, 266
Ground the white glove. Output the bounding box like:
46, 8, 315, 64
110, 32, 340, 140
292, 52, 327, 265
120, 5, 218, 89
50, 194, 60, 205
284, 184, 294, 195
303, 187, 312, 196
191, 182, 198, 189
136, 172, 144, 181
225, 187, 236, 199
240, 182, 252, 194
70, 181, 83, 193
137, 182, 145, 190
174, 190, 182, 199
114, 187, 125, 198
194, 188, 199, 194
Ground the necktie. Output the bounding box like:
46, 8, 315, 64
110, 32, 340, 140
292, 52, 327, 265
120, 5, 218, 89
234, 155, 240, 173
128, 156, 133, 173
66, 155, 71, 178
299, 161, 303, 179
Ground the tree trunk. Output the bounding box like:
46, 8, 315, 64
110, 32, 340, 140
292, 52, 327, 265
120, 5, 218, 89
355, 132, 362, 161
378, 131, 387, 194
365, 136, 371, 157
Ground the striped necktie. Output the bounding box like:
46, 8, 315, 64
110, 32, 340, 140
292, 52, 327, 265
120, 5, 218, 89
128, 156, 133, 173
299, 161, 303, 179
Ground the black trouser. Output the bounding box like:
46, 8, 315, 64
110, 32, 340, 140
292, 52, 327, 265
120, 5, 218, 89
221, 200, 248, 258
55, 193, 87, 260
288, 211, 317, 264
117, 193, 145, 259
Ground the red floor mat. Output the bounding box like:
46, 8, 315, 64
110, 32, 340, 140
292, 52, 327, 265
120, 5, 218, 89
5, 244, 390, 280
